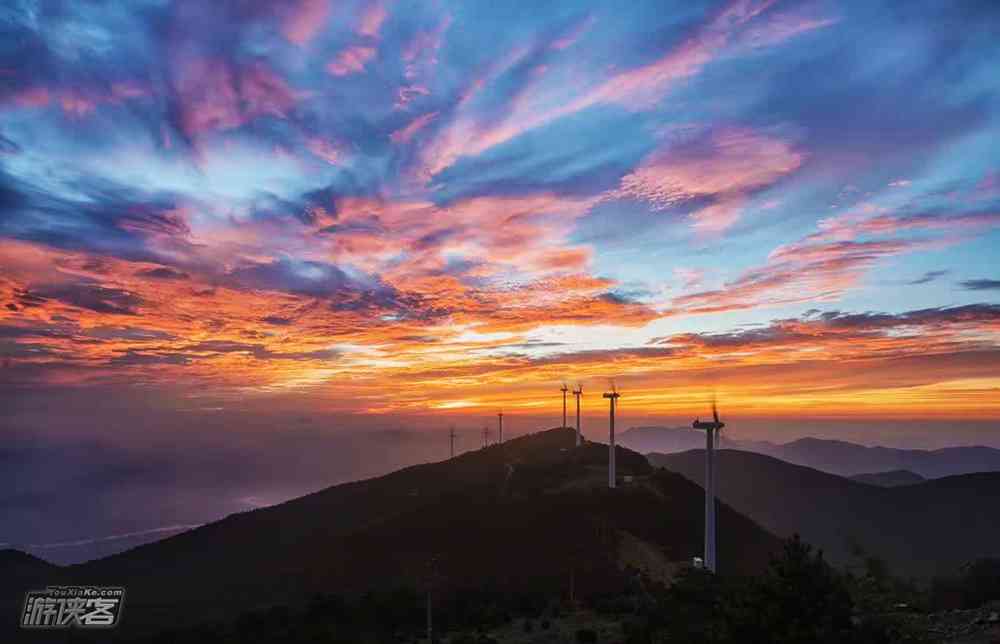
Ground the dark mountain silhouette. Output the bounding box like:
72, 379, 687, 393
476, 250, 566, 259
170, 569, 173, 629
1, 429, 780, 638
849, 469, 925, 487
622, 427, 1000, 478
765, 438, 1000, 479
0, 549, 56, 589
651, 449, 1000, 578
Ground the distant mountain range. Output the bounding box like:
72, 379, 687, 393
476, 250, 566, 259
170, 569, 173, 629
1, 429, 780, 638
849, 469, 925, 487
650, 449, 1000, 578
620, 426, 1000, 478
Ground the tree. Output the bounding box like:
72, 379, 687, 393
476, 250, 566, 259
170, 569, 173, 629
656, 535, 884, 644
727, 535, 855, 644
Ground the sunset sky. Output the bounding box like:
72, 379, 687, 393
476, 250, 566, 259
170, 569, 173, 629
3, 0, 1000, 560
3, 0, 1000, 435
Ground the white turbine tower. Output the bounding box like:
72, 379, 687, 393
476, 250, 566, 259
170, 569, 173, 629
693, 398, 725, 573
560, 383, 569, 429
572, 384, 583, 446
603, 385, 620, 489
449, 426, 457, 458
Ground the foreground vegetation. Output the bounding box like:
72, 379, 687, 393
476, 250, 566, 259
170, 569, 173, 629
109, 537, 999, 644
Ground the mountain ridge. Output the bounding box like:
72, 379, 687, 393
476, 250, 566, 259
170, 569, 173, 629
0, 428, 782, 638
650, 448, 1000, 578
621, 426, 1000, 478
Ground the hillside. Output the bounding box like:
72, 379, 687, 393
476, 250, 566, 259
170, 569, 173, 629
1, 429, 781, 638
623, 427, 1000, 478
849, 469, 925, 487
651, 449, 1000, 578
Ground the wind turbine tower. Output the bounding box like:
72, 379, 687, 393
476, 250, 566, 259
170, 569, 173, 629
692, 399, 725, 573
449, 426, 457, 458
497, 411, 504, 444
603, 387, 620, 488
561, 383, 569, 429
572, 384, 583, 447
482, 425, 490, 448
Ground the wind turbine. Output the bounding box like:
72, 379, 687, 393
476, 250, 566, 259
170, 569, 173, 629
560, 383, 569, 429
603, 384, 620, 489
482, 425, 490, 448
449, 426, 457, 458
497, 411, 504, 444
692, 397, 725, 573
572, 384, 583, 447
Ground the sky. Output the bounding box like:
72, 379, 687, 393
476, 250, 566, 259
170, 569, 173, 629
1, 0, 1000, 558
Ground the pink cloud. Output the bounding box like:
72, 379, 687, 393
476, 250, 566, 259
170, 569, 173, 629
59, 93, 97, 118
674, 268, 706, 290
327, 46, 376, 76
416, 0, 829, 180
6, 83, 149, 117
690, 198, 745, 233
614, 127, 804, 231
309, 193, 599, 282
730, 12, 837, 50
551, 15, 594, 50
173, 59, 298, 137
395, 15, 451, 109
358, 2, 388, 38
282, 0, 330, 46
239, 63, 297, 119
672, 233, 935, 316
813, 209, 1000, 243
9, 87, 51, 108
390, 111, 438, 144
306, 138, 344, 165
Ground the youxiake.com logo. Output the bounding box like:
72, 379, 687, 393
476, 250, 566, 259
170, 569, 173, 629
21, 586, 125, 629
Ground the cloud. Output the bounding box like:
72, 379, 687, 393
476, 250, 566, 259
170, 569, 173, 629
327, 46, 377, 76
358, 2, 388, 38
416, 0, 831, 179
0, 170, 193, 265
281, 0, 330, 45
611, 127, 803, 232
226, 258, 365, 298
391, 111, 438, 144
33, 282, 142, 316
137, 267, 190, 280
672, 238, 920, 315
907, 270, 948, 285
665, 304, 1000, 349
171, 58, 298, 140
0, 0, 996, 420
961, 279, 1000, 291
